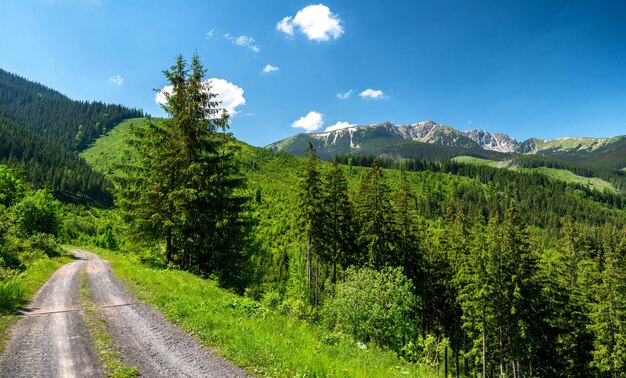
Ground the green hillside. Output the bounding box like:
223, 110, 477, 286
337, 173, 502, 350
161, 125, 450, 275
80, 118, 149, 177
453, 156, 619, 194
0, 68, 144, 150
0, 116, 113, 205
521, 136, 626, 168
0, 68, 148, 206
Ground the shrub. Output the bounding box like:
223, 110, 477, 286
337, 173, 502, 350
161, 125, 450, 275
0, 166, 24, 207
138, 247, 166, 268
28, 233, 61, 257
13, 189, 61, 236
327, 266, 415, 353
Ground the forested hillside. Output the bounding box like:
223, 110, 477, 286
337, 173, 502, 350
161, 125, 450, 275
0, 116, 112, 204
0, 68, 146, 205
0, 69, 144, 150
83, 112, 626, 376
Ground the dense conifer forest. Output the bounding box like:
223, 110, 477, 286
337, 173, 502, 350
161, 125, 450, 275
0, 69, 144, 205
0, 68, 144, 150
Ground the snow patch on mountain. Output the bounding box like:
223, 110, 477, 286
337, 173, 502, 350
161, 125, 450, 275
464, 129, 519, 153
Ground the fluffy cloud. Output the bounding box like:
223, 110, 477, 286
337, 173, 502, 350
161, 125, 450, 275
325, 121, 355, 132
155, 78, 246, 117
336, 89, 353, 100
292, 111, 324, 132
206, 28, 216, 39
262, 64, 279, 73
359, 88, 388, 100
108, 74, 123, 86
225, 33, 260, 53
277, 4, 344, 42
276, 16, 294, 36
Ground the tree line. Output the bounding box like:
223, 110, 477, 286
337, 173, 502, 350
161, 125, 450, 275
335, 153, 626, 229
290, 143, 626, 377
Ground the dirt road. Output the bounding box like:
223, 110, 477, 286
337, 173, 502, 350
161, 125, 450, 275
0, 251, 102, 377
0, 250, 248, 378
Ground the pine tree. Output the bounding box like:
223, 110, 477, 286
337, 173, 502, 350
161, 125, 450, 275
322, 159, 355, 282
115, 53, 250, 290
589, 225, 626, 376
298, 142, 325, 305
395, 168, 419, 271
355, 160, 396, 269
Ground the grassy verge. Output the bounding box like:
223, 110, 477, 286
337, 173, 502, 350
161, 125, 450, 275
0, 255, 73, 353
79, 269, 140, 378
93, 248, 436, 378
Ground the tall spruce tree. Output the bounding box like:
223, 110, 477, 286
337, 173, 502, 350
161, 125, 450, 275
355, 160, 396, 269
298, 142, 325, 305
589, 225, 626, 376
115, 53, 249, 290
322, 159, 355, 282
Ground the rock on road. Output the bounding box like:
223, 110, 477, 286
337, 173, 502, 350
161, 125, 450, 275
0, 249, 248, 378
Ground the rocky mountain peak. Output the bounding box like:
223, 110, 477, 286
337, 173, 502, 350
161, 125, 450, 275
463, 129, 519, 153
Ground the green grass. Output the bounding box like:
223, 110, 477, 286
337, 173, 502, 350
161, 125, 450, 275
517, 167, 619, 194
80, 118, 151, 176
453, 155, 511, 168
0, 255, 72, 353
95, 248, 436, 378
529, 136, 612, 153
79, 269, 140, 378
454, 155, 619, 194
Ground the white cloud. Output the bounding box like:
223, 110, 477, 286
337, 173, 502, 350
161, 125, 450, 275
225, 33, 260, 53
337, 89, 353, 100
108, 74, 123, 86
325, 121, 355, 132
262, 64, 279, 73
359, 88, 388, 100
292, 111, 324, 132
276, 16, 294, 36
155, 78, 246, 117
277, 4, 344, 42
206, 28, 216, 39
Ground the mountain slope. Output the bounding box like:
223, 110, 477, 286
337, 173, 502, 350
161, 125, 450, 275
268, 120, 626, 170
0, 116, 113, 205
518, 136, 626, 168
269, 121, 508, 161
0, 68, 144, 150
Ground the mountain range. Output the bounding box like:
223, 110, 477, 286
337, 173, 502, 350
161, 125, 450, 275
267, 121, 626, 168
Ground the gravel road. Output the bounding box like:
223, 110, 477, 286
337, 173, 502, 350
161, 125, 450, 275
80, 249, 248, 378
0, 251, 102, 378
0, 250, 248, 378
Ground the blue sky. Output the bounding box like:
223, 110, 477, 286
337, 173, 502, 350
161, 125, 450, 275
2, 0, 626, 146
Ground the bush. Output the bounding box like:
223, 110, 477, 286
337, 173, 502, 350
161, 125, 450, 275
0, 166, 24, 207
28, 233, 61, 257
138, 247, 166, 268
261, 291, 282, 310
326, 266, 415, 353
13, 189, 61, 236
95, 226, 118, 250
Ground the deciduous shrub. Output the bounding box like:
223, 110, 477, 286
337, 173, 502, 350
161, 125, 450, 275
326, 266, 415, 353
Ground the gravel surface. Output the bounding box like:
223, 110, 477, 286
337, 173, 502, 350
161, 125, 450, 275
0, 251, 103, 378
79, 249, 249, 378
1, 250, 249, 378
